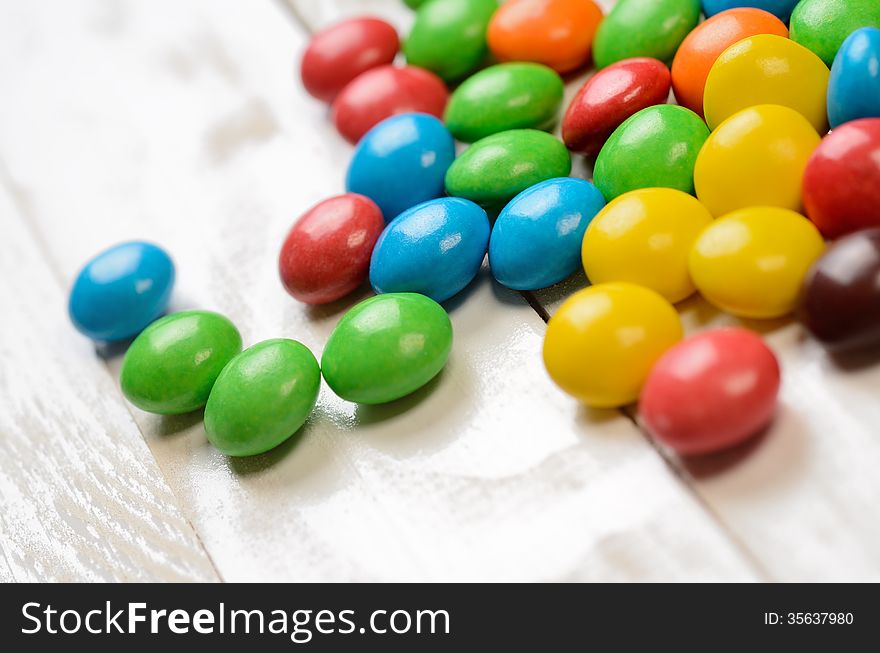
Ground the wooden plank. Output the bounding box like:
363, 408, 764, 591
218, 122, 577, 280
0, 185, 218, 583
0, 0, 757, 581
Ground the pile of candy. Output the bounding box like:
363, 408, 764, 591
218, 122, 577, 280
69, 0, 880, 460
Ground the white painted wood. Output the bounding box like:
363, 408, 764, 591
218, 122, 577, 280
0, 0, 759, 580
0, 185, 218, 583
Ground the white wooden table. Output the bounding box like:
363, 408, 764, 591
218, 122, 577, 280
1, 0, 878, 583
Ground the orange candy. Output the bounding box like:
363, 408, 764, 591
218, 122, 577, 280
487, 0, 604, 74
671, 8, 789, 116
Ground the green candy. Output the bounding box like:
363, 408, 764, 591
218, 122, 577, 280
791, 0, 880, 67
404, 0, 430, 8
445, 63, 564, 143
204, 339, 320, 457
322, 293, 452, 405
593, 105, 709, 202
404, 0, 498, 82
445, 129, 571, 208
592, 0, 700, 69
120, 310, 242, 415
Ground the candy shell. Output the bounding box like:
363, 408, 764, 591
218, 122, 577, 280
370, 198, 490, 302
799, 229, 880, 351
487, 0, 603, 74
331, 65, 448, 144
640, 328, 781, 456
701, 1, 799, 23
703, 35, 830, 132
346, 113, 455, 222
802, 118, 880, 239
279, 194, 385, 305
593, 104, 709, 201
404, 0, 430, 8
694, 105, 821, 217
445, 63, 564, 143
562, 57, 671, 156
120, 311, 242, 415
322, 293, 453, 404
543, 283, 683, 408
204, 340, 320, 457
300, 18, 399, 103
490, 178, 606, 290
689, 207, 825, 319
445, 129, 571, 208
582, 188, 713, 303
671, 8, 788, 117
593, 0, 701, 69
790, 0, 880, 68
404, 0, 498, 82
69, 241, 174, 342
827, 28, 880, 128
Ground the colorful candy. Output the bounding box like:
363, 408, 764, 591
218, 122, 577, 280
404, 0, 498, 82
321, 293, 453, 404
640, 328, 781, 456
592, 0, 700, 69
279, 194, 384, 305
701, 1, 799, 23
490, 178, 605, 290
300, 18, 399, 103
331, 65, 448, 144
790, 0, 880, 68
703, 35, 830, 133
370, 198, 490, 302
671, 8, 789, 117
445, 63, 564, 143
204, 339, 321, 457
69, 241, 174, 342
582, 188, 713, 303
445, 129, 571, 208
404, 0, 430, 8
593, 104, 709, 201
827, 28, 880, 129
689, 207, 825, 319
799, 229, 880, 351
543, 283, 683, 408
694, 104, 820, 217
802, 118, 880, 239
562, 57, 671, 156
487, 0, 603, 74
120, 311, 242, 415
346, 113, 455, 222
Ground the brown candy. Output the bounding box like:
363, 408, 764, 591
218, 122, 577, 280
799, 229, 880, 350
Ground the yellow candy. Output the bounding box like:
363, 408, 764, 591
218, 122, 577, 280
694, 104, 820, 217
543, 283, 683, 408
703, 34, 830, 132
689, 207, 825, 319
582, 188, 714, 304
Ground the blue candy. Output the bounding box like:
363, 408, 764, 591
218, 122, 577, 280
489, 178, 605, 291
701, 1, 800, 23
828, 27, 880, 128
346, 113, 456, 222
370, 198, 490, 302
69, 241, 175, 342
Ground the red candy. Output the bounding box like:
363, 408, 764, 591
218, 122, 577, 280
562, 58, 671, 156
300, 18, 399, 103
639, 328, 781, 456
279, 194, 385, 305
331, 65, 449, 144
803, 118, 880, 239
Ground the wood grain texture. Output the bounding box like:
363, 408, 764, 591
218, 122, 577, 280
0, 0, 758, 580
0, 185, 218, 582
